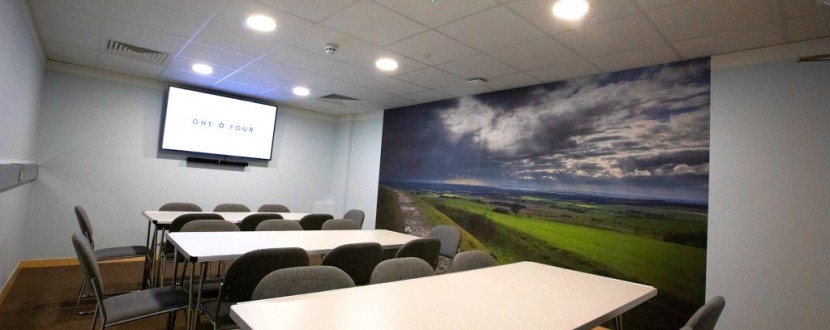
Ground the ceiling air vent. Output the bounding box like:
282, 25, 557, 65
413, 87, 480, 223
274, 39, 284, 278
317, 93, 364, 106
106, 40, 169, 65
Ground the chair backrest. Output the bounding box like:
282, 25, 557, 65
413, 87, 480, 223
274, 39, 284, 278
252, 266, 355, 300
220, 247, 310, 303
321, 242, 383, 285
395, 237, 441, 268
369, 257, 434, 284
342, 209, 365, 227
238, 213, 284, 231
321, 219, 361, 230
429, 225, 461, 258
256, 219, 304, 231
180, 219, 240, 232
213, 203, 250, 212
257, 204, 290, 212
74, 206, 94, 247
681, 296, 726, 330
169, 213, 224, 233
159, 202, 202, 211
298, 213, 334, 230
71, 232, 106, 313
449, 250, 497, 272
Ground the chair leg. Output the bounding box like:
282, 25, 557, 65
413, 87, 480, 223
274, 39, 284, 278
75, 277, 97, 315
166, 311, 177, 330
90, 304, 99, 330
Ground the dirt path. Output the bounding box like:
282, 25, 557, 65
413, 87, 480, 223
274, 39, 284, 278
395, 191, 431, 237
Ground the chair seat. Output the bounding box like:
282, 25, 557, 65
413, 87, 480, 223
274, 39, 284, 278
102, 286, 189, 325
94, 245, 151, 260
183, 278, 223, 299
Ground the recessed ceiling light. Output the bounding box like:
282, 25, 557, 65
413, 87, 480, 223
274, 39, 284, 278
246, 14, 276, 32
375, 57, 398, 72
191, 63, 213, 75
292, 86, 310, 96
552, 0, 589, 20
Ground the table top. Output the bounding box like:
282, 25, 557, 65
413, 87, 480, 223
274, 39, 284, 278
167, 229, 418, 262
142, 210, 311, 224
230, 261, 657, 330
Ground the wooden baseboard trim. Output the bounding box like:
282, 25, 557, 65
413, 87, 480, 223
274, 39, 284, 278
0, 263, 22, 306
19, 256, 145, 269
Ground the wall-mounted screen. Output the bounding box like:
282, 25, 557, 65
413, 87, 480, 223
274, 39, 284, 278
161, 86, 277, 160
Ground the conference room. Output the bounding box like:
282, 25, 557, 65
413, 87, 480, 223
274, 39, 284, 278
1, 0, 829, 329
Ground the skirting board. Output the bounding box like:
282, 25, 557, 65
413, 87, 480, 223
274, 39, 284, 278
0, 256, 144, 306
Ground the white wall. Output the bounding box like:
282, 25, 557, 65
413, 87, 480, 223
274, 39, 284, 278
0, 0, 44, 288
708, 40, 830, 328
343, 111, 384, 229
24, 65, 344, 258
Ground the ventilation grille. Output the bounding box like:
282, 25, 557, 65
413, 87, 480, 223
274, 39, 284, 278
317, 93, 364, 106
106, 40, 168, 65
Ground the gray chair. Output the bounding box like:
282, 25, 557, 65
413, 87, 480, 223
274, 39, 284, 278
252, 266, 355, 300
197, 247, 309, 330
298, 213, 334, 230
159, 202, 202, 211
71, 232, 189, 329
238, 213, 283, 231
160, 213, 224, 286
342, 209, 365, 227
429, 225, 461, 259
257, 204, 290, 212
321, 218, 361, 230
449, 250, 497, 272
395, 237, 441, 268
178, 220, 240, 299
321, 242, 383, 285
370, 257, 434, 284
74, 206, 152, 312
681, 296, 726, 330
255, 219, 304, 231
212, 203, 250, 212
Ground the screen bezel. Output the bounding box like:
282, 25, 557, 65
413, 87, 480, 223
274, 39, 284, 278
159, 85, 278, 161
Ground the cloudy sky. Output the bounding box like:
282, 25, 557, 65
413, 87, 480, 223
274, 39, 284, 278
380, 59, 710, 203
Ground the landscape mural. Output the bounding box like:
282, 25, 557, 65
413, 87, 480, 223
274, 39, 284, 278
377, 58, 710, 329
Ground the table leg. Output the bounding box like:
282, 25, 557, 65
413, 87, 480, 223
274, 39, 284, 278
186, 253, 194, 330
614, 315, 623, 329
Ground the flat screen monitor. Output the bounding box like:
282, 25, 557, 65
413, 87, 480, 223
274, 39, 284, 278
161, 86, 277, 160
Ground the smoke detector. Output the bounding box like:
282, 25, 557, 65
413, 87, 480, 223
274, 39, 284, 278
324, 43, 338, 54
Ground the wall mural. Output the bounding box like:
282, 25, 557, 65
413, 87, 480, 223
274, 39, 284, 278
377, 58, 710, 329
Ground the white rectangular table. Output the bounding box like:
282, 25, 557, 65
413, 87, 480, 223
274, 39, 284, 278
167, 229, 420, 330
230, 261, 657, 330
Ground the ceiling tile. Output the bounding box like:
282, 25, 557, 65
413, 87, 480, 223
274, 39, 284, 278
368, 76, 428, 96
41, 40, 98, 67
438, 6, 545, 51
508, 0, 639, 35
46, 0, 104, 14
102, 19, 188, 55
556, 14, 664, 58
167, 56, 237, 78
105, 0, 205, 38
318, 62, 385, 86
396, 67, 468, 89
374, 0, 498, 27
632, 0, 685, 11
388, 30, 479, 66
36, 23, 100, 50
212, 79, 270, 97
161, 68, 222, 87
265, 45, 341, 73
28, 0, 103, 35
484, 72, 542, 91
783, 0, 830, 18
590, 44, 681, 72
255, 0, 358, 22
195, 22, 281, 58
211, 0, 315, 42
402, 90, 453, 104
488, 37, 580, 71
437, 82, 493, 98
99, 53, 164, 78
646, 0, 780, 41
526, 60, 601, 82
375, 95, 419, 109
672, 23, 785, 59
321, 0, 427, 46
145, 0, 226, 18
437, 54, 517, 79
224, 71, 288, 90
179, 42, 255, 69
786, 12, 830, 42
242, 60, 309, 82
